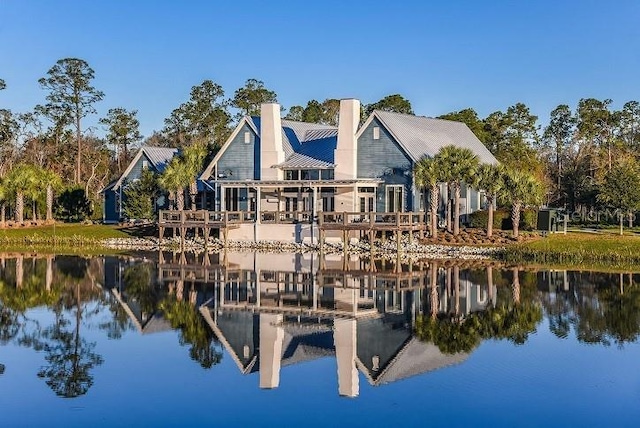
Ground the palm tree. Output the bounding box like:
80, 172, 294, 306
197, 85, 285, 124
477, 163, 504, 238
502, 168, 542, 238
435, 146, 480, 236
0, 178, 8, 227
414, 156, 442, 238
159, 159, 190, 210
6, 164, 38, 223
41, 169, 63, 222
183, 142, 207, 210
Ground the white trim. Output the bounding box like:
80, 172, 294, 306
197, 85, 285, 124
385, 184, 404, 212
200, 117, 259, 180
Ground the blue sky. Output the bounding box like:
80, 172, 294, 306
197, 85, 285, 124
1, 0, 640, 137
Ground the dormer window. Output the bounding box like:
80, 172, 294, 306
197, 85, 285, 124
244, 131, 251, 144
373, 126, 380, 140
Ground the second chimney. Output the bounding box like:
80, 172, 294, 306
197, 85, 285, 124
260, 103, 284, 180
334, 99, 360, 180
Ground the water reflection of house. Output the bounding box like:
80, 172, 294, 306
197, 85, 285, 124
103, 257, 174, 335
187, 252, 492, 397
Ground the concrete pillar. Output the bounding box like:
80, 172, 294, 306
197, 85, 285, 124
334, 318, 359, 398
260, 103, 285, 180
334, 99, 361, 180
259, 313, 284, 389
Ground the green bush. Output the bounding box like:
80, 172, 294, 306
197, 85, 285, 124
469, 209, 510, 229
469, 208, 537, 230
55, 187, 93, 222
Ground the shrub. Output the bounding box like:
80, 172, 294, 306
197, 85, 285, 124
469, 209, 537, 230
55, 187, 93, 222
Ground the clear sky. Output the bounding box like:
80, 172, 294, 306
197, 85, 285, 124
1, 0, 640, 137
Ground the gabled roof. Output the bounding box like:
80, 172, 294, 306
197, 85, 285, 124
201, 116, 338, 179
361, 110, 497, 164
111, 146, 179, 191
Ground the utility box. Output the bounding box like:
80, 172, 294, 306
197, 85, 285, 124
537, 209, 558, 232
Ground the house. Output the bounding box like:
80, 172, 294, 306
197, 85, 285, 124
199, 99, 497, 242
103, 146, 179, 223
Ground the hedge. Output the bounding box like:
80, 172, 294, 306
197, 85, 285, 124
468, 209, 537, 231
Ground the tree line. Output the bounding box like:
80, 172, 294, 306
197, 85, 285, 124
3, 57, 640, 227
0, 58, 413, 223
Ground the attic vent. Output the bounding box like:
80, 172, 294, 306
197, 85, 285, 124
142, 160, 149, 170
373, 126, 380, 140
244, 131, 251, 144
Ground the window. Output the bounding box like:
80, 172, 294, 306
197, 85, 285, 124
373, 126, 380, 140
321, 169, 334, 180
358, 187, 375, 193
285, 170, 299, 180
142, 160, 149, 170
300, 169, 319, 180
244, 131, 251, 144
386, 185, 404, 212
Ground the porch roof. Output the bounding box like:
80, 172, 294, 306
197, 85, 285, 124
213, 178, 383, 188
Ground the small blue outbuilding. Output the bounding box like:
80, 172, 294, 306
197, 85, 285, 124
102, 146, 179, 223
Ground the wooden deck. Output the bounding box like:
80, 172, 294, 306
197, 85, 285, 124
158, 210, 429, 245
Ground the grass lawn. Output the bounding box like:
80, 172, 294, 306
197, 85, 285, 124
0, 224, 131, 251
503, 231, 640, 265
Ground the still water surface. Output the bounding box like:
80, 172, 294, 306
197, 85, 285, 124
1, 251, 639, 427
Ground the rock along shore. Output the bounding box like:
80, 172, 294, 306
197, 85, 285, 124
101, 236, 504, 261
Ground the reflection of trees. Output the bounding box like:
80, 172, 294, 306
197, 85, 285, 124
37, 303, 104, 398
160, 297, 223, 369
540, 272, 640, 347
35, 257, 104, 398
416, 267, 542, 353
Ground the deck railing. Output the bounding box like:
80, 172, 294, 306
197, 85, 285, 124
159, 210, 427, 227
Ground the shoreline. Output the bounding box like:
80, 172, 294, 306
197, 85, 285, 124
100, 236, 505, 261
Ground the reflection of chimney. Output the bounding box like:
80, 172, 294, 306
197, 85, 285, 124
334, 318, 359, 398
334, 99, 361, 180
259, 313, 284, 389
260, 103, 284, 180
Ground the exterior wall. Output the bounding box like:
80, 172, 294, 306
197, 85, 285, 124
125, 152, 154, 182
357, 118, 414, 211
217, 123, 259, 180
227, 223, 322, 244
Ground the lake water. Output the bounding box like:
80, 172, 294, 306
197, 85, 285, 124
1, 251, 639, 427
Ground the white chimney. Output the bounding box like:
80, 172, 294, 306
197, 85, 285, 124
334, 318, 359, 398
259, 313, 284, 389
334, 99, 360, 180
260, 103, 284, 180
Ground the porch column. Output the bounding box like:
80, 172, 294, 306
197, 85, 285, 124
259, 313, 284, 389
256, 187, 262, 223
255, 186, 261, 242
220, 185, 225, 212
312, 186, 318, 243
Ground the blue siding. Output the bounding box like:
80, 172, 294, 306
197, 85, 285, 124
217, 123, 259, 180
357, 118, 414, 211
125, 153, 155, 182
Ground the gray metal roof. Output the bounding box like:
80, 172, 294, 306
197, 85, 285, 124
275, 153, 334, 169
250, 116, 338, 169
373, 110, 497, 164
281, 119, 337, 142
370, 338, 468, 386
142, 147, 180, 173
